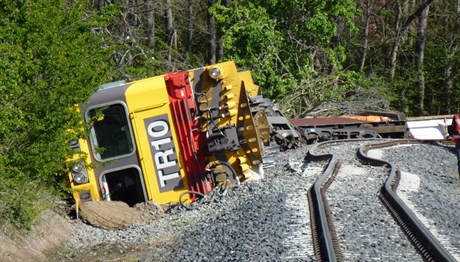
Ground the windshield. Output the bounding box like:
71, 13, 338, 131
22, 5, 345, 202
88, 104, 134, 160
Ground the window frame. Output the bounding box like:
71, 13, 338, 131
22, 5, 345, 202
86, 101, 136, 162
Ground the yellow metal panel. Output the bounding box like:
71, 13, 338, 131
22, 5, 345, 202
238, 70, 260, 97
190, 61, 264, 181
68, 138, 100, 205
124, 76, 191, 204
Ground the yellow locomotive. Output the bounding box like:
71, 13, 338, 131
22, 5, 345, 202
67, 61, 285, 208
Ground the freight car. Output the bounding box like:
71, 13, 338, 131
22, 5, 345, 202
291, 110, 408, 143
67, 61, 295, 209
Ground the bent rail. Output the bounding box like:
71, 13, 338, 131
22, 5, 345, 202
358, 139, 456, 261
307, 141, 345, 261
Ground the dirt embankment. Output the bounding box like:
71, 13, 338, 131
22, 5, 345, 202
0, 201, 165, 261
0, 209, 72, 262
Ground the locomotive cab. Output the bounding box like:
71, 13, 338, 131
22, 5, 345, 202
68, 61, 268, 208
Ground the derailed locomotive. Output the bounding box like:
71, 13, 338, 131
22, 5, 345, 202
67, 61, 297, 209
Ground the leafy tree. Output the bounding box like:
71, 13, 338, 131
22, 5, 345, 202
210, 1, 288, 97
93, 0, 211, 81
0, 0, 115, 229
3, 0, 460, 231
345, 0, 460, 116
210, 0, 357, 98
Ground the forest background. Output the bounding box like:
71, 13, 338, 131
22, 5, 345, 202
0, 0, 459, 229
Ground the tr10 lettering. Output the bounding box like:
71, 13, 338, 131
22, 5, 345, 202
145, 115, 183, 192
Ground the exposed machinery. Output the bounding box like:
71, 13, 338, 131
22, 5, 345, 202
67, 61, 409, 209
67, 61, 297, 208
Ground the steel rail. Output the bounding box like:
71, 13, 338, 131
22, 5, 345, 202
357, 139, 456, 262
307, 141, 348, 262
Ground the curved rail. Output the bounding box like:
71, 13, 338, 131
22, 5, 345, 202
306, 141, 346, 261
357, 139, 456, 261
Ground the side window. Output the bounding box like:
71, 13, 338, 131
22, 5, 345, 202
88, 104, 134, 160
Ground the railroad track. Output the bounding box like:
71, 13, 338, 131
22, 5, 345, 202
306, 139, 458, 261
59, 138, 459, 261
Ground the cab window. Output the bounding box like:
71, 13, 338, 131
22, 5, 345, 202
88, 104, 134, 160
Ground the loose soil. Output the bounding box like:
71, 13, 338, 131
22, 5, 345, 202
0, 201, 166, 262
79, 201, 164, 230
0, 208, 72, 262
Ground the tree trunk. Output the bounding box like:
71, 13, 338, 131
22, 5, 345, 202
388, 0, 406, 82
360, 0, 372, 72
146, 0, 155, 48
216, 0, 231, 63
165, 0, 173, 69
397, 0, 415, 112
207, 0, 216, 65
444, 42, 457, 113
407, 0, 416, 47
415, 5, 429, 116
186, 0, 193, 56
444, 1, 460, 113
165, 0, 173, 45
388, 0, 434, 82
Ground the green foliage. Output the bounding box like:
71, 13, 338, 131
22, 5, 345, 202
0, 162, 55, 229
1, 0, 459, 230
0, 0, 114, 229
210, 1, 287, 97
211, 0, 358, 98
304, 0, 358, 43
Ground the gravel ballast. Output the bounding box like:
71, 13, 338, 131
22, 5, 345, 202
316, 141, 421, 261
64, 145, 320, 261
381, 143, 460, 260
60, 140, 460, 261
